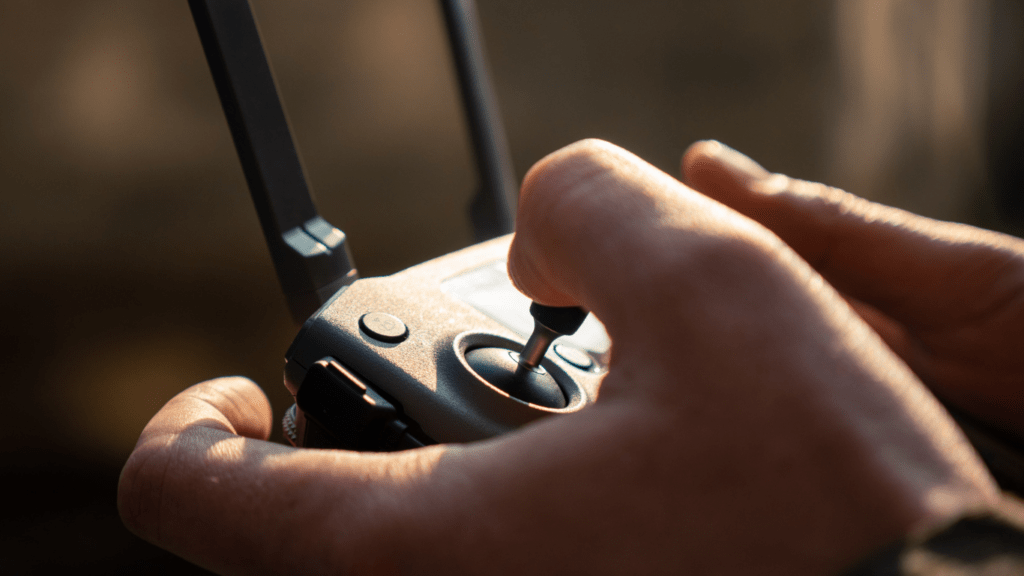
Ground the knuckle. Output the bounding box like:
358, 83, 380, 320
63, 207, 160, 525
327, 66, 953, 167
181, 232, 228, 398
522, 139, 625, 198
680, 139, 720, 171
750, 173, 792, 195
751, 175, 857, 237
185, 377, 271, 439
776, 176, 850, 213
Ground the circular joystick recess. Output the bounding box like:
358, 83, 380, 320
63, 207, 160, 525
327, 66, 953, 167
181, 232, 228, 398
464, 347, 566, 409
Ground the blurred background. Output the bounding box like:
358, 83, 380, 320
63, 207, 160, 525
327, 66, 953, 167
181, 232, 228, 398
1, 0, 1021, 572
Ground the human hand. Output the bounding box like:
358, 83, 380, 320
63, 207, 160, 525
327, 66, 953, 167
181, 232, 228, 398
681, 141, 1024, 442
120, 140, 998, 575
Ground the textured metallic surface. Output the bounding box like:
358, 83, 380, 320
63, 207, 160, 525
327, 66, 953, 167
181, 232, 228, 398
282, 403, 299, 446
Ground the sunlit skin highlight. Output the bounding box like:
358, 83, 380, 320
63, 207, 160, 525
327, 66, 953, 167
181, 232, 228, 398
118, 139, 1023, 575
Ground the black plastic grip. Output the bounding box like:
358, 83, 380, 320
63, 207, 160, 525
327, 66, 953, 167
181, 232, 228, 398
528, 303, 588, 336
296, 359, 429, 451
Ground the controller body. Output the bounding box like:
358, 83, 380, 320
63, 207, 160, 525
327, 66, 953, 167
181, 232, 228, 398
281, 235, 610, 449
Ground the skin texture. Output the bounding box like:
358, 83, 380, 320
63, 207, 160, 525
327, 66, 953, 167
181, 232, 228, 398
681, 140, 1024, 442
119, 139, 1015, 575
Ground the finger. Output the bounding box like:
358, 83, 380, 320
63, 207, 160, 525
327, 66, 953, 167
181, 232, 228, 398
680, 140, 1024, 329
118, 376, 444, 575
505, 140, 998, 571
130, 376, 273, 444
508, 139, 784, 349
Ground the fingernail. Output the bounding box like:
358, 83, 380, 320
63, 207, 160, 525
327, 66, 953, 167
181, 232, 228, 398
707, 141, 771, 182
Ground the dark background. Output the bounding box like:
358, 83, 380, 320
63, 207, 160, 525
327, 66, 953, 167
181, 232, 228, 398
1, 1, 1021, 573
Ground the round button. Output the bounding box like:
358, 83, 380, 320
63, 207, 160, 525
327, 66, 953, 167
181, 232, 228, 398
554, 344, 594, 370
359, 312, 408, 343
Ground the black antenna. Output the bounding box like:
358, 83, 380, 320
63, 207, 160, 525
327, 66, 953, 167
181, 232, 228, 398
441, 0, 518, 240
188, 0, 357, 322
188, 0, 516, 320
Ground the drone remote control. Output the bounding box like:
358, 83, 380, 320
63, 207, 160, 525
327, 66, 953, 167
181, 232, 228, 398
280, 238, 608, 449
185, 0, 1024, 492
188, 0, 610, 450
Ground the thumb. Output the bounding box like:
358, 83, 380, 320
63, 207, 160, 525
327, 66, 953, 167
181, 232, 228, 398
507, 139, 777, 347
117, 377, 443, 575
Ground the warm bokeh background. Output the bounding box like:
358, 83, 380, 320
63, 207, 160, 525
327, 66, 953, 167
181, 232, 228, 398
2, 0, 1021, 572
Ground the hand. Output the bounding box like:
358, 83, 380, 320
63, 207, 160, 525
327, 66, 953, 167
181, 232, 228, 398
681, 141, 1024, 441
120, 140, 998, 575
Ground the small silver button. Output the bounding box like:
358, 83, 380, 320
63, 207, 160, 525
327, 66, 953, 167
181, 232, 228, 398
554, 344, 593, 370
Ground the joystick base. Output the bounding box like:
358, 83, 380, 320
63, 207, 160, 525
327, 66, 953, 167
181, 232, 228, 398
464, 347, 567, 408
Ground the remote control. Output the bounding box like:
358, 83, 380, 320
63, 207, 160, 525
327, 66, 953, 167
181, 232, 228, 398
188, 0, 609, 450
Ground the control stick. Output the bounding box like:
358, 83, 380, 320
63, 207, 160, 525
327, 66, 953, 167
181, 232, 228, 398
516, 304, 589, 376
464, 303, 589, 409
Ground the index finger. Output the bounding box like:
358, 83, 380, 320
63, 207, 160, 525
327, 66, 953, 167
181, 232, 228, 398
680, 140, 1024, 328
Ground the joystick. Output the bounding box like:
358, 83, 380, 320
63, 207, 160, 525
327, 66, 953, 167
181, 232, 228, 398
517, 304, 589, 373
463, 304, 589, 409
